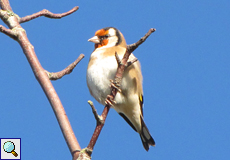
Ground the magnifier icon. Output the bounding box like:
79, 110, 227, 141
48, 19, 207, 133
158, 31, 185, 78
3, 141, 18, 157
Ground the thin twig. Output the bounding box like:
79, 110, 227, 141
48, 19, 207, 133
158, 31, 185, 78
0, 0, 12, 10
127, 28, 156, 53
19, 6, 79, 23
0, 25, 17, 39
46, 54, 84, 80
88, 101, 103, 125
115, 51, 121, 66
83, 28, 156, 158
84, 49, 131, 157
1, 1, 81, 159
126, 58, 138, 67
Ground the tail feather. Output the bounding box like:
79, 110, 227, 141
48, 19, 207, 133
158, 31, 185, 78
140, 117, 155, 151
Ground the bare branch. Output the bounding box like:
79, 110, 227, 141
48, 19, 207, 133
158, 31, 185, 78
0, 25, 17, 39
77, 148, 92, 160
46, 54, 84, 80
126, 58, 138, 68
84, 28, 156, 158
86, 49, 133, 152
1, 1, 81, 159
19, 6, 79, 23
88, 101, 104, 125
0, 0, 12, 11
127, 28, 156, 53
115, 51, 121, 66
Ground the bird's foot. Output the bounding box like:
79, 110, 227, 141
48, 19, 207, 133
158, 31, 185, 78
105, 95, 116, 106
110, 79, 121, 92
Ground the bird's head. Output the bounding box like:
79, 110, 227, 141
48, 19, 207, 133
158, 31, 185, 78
88, 27, 126, 49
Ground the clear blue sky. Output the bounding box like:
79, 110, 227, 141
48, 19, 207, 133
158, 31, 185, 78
1, 0, 230, 159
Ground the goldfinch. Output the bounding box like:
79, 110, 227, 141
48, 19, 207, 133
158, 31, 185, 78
87, 27, 155, 151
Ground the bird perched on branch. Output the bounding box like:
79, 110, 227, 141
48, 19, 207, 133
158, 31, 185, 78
87, 27, 155, 151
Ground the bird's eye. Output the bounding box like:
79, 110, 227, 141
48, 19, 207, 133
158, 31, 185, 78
100, 35, 109, 40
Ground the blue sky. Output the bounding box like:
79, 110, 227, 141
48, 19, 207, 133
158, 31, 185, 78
1, 0, 230, 159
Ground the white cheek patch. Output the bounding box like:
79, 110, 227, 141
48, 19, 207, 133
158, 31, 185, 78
108, 28, 116, 36
108, 36, 118, 46
105, 28, 118, 47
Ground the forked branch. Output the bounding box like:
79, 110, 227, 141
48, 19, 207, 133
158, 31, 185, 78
0, 1, 81, 159
78, 28, 156, 159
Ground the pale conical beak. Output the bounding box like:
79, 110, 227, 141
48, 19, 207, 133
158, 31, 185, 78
88, 36, 100, 44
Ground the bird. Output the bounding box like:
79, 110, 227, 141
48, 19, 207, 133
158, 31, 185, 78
87, 27, 155, 151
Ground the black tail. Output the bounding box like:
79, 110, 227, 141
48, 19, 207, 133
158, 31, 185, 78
140, 117, 155, 151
